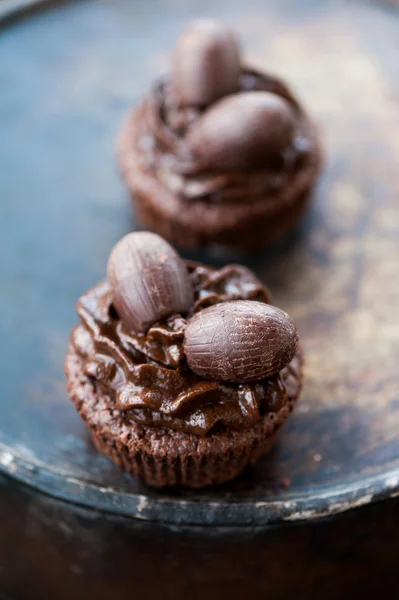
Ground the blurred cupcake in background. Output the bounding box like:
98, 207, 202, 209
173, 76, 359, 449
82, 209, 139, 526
117, 20, 322, 252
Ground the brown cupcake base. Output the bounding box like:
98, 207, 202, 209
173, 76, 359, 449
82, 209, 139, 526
132, 186, 313, 253
117, 104, 322, 252
65, 344, 303, 488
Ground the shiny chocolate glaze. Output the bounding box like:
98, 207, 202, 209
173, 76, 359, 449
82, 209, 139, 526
140, 68, 316, 204
72, 262, 297, 436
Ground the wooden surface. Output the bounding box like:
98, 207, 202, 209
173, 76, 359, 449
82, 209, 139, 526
1, 0, 399, 528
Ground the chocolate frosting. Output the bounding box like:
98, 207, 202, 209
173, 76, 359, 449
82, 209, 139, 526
139, 68, 315, 204
72, 262, 296, 436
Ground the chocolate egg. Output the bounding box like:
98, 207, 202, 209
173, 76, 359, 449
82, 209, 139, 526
172, 20, 241, 107
107, 232, 194, 333
187, 91, 296, 171
184, 300, 298, 383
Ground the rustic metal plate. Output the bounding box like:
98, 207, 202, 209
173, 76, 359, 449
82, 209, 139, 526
1, 0, 399, 526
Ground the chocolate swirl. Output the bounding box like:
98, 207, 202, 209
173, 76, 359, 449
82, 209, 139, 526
139, 68, 315, 204
72, 262, 297, 436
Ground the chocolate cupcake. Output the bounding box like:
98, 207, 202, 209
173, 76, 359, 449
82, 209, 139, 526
118, 20, 322, 252
65, 232, 303, 487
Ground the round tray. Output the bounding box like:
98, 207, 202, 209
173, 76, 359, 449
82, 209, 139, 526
1, 0, 399, 527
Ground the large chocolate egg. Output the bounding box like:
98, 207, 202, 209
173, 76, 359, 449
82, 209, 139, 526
187, 91, 296, 171
184, 300, 298, 383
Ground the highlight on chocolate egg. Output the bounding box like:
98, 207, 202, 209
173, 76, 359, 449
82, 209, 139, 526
117, 19, 322, 251
65, 232, 304, 488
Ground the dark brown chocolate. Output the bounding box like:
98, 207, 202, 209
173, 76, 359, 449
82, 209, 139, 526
107, 232, 193, 332
133, 68, 315, 204
71, 262, 298, 436
171, 20, 240, 107
65, 343, 303, 487
183, 300, 299, 383
117, 20, 322, 251
186, 91, 297, 172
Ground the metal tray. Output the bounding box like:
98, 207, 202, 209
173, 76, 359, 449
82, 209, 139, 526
1, 0, 399, 527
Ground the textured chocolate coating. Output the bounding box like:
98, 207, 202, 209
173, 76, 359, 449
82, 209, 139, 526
118, 66, 322, 250
184, 301, 299, 382
71, 261, 301, 436
186, 91, 296, 172
144, 71, 309, 187
107, 231, 193, 332
171, 20, 240, 107
65, 343, 303, 487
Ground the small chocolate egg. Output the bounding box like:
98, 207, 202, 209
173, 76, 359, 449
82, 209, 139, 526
107, 232, 193, 333
172, 20, 241, 107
